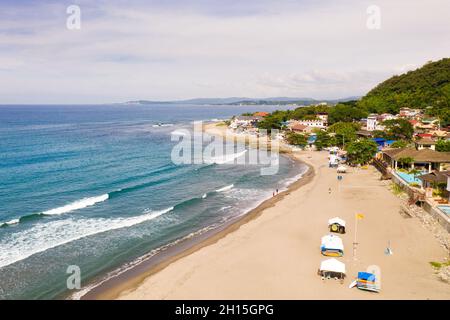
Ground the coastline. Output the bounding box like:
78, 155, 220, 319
80, 123, 312, 299
84, 123, 449, 300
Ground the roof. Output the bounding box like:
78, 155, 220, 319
291, 124, 308, 131
415, 138, 436, 145
320, 258, 346, 273
418, 170, 450, 184
382, 148, 450, 163
417, 133, 433, 138
328, 217, 346, 227
235, 116, 263, 121
356, 130, 373, 137
321, 235, 344, 251
253, 112, 269, 117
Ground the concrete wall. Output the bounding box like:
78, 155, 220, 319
422, 201, 450, 233
391, 171, 450, 232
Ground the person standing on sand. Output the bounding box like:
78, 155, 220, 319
276, 189, 278, 194
328, 187, 331, 194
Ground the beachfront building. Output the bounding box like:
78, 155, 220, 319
415, 138, 436, 151
253, 111, 269, 117
381, 147, 450, 172
447, 173, 450, 201
317, 112, 329, 123
295, 119, 327, 129
289, 123, 314, 134
229, 115, 263, 129
418, 170, 450, 202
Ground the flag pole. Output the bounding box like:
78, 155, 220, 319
353, 213, 358, 260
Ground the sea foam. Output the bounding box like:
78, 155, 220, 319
42, 194, 109, 216
0, 207, 173, 269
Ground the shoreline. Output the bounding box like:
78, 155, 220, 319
82, 123, 449, 300
80, 123, 313, 300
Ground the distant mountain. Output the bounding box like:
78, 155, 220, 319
358, 58, 450, 113
125, 96, 359, 106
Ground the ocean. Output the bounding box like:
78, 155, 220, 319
0, 104, 306, 299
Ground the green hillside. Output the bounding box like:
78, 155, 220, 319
358, 58, 450, 119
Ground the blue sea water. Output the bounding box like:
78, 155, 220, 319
0, 104, 306, 299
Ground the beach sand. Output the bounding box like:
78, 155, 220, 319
109, 124, 449, 299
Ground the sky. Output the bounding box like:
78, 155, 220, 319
0, 0, 449, 104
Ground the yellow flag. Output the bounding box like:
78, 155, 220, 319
356, 213, 364, 220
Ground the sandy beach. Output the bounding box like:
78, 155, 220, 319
106, 124, 450, 300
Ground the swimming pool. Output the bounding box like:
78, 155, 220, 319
437, 205, 450, 216
395, 170, 424, 186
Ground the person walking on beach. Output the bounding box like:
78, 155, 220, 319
328, 187, 331, 194
276, 188, 278, 194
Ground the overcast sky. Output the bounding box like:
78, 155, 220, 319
0, 0, 449, 104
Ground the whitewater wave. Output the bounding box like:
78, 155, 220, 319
0, 219, 20, 227
0, 194, 110, 227
42, 194, 109, 216
171, 130, 188, 136
0, 207, 173, 269
204, 150, 247, 165
215, 184, 234, 192
69, 216, 227, 300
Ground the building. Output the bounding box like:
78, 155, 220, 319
418, 170, 450, 199
294, 119, 327, 129
229, 116, 263, 129
381, 147, 450, 172
415, 138, 436, 151
253, 112, 269, 117
380, 113, 397, 121
447, 172, 450, 201
290, 123, 313, 133
366, 114, 378, 131
418, 170, 450, 189
317, 112, 329, 123
399, 108, 421, 118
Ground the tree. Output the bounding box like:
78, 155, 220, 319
436, 139, 450, 152
327, 122, 359, 147
328, 104, 368, 124
257, 116, 282, 133
382, 119, 414, 140
345, 139, 378, 165
358, 58, 450, 113
408, 168, 421, 182
314, 131, 334, 150
390, 140, 408, 148
285, 132, 308, 146
397, 157, 414, 169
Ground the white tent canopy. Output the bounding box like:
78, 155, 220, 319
328, 217, 346, 227
320, 258, 346, 274
321, 234, 344, 251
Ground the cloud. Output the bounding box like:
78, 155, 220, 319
0, 0, 449, 103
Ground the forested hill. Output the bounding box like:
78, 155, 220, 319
358, 58, 450, 114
